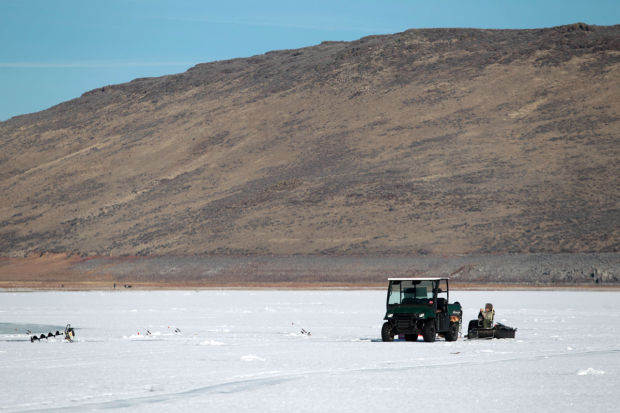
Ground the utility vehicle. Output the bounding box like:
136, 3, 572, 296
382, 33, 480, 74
381, 277, 462, 342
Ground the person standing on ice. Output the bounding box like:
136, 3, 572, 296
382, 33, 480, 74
64, 324, 75, 342
478, 303, 495, 328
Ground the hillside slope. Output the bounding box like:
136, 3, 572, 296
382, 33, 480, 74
1, 23, 619, 257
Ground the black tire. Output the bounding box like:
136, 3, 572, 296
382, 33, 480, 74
467, 319, 479, 338
422, 321, 436, 342
404, 334, 418, 342
381, 322, 394, 342
445, 322, 459, 342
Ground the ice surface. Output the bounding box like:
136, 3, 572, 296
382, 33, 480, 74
1, 290, 619, 412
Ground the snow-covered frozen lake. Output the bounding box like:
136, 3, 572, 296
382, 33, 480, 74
1, 290, 619, 412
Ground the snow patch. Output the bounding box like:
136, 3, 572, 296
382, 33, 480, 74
213, 327, 231, 333
124, 334, 158, 340
70, 395, 94, 402
200, 339, 225, 346
577, 368, 605, 376
241, 354, 266, 362
286, 332, 311, 338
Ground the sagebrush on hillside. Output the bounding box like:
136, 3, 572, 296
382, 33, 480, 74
1, 24, 618, 257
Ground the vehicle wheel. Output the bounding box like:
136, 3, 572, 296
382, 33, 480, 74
445, 322, 459, 342
404, 334, 418, 342
381, 322, 394, 342
467, 319, 479, 338
422, 321, 436, 342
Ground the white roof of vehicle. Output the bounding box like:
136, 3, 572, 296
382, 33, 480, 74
388, 277, 449, 281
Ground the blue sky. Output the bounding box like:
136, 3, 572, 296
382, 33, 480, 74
1, 0, 618, 121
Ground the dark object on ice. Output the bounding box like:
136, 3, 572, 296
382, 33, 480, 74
30, 325, 74, 342
381, 277, 462, 342
467, 319, 517, 339
30, 333, 49, 342
493, 323, 517, 339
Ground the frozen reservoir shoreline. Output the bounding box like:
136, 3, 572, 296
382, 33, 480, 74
1, 290, 619, 412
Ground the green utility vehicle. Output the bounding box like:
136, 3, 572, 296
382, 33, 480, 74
381, 277, 462, 342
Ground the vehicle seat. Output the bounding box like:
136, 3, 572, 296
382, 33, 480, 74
436, 297, 446, 311
402, 288, 416, 304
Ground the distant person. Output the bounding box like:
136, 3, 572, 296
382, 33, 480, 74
64, 324, 75, 342
478, 303, 495, 328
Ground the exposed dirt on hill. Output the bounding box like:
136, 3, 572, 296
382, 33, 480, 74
0, 24, 619, 261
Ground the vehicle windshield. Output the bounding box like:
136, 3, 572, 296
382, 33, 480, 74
387, 280, 435, 305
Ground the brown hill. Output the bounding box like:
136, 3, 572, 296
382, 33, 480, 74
1, 23, 619, 258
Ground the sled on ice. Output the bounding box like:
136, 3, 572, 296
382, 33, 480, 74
466, 306, 517, 339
